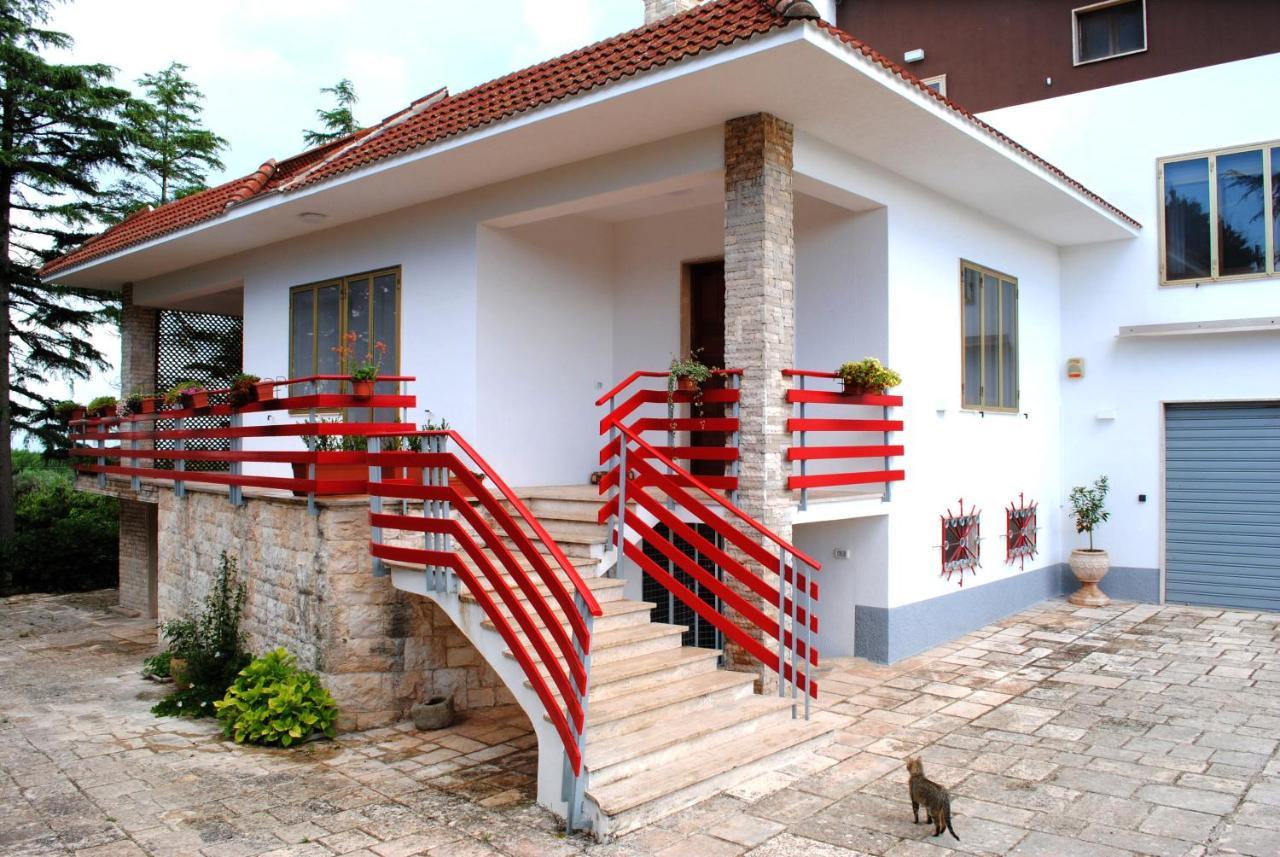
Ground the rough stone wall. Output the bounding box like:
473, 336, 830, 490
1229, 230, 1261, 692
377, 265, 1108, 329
723, 113, 796, 687
156, 488, 510, 730
118, 284, 160, 617
644, 0, 702, 25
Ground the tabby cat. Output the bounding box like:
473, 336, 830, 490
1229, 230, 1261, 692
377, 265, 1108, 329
906, 755, 959, 840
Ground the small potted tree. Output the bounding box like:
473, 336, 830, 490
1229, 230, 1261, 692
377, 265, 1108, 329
834, 358, 902, 396
1068, 475, 1111, 607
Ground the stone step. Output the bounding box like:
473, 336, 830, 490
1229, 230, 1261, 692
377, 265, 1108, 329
586, 711, 841, 839
503, 496, 608, 523
459, 571, 625, 606
583, 669, 756, 741
507, 621, 685, 671
499, 520, 609, 555
573, 646, 721, 702
588, 695, 797, 787
513, 484, 602, 503
481, 598, 654, 636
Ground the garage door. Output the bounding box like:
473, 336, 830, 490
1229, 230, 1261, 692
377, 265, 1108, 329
1165, 402, 1280, 611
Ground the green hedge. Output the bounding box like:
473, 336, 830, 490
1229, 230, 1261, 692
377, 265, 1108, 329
0, 452, 119, 594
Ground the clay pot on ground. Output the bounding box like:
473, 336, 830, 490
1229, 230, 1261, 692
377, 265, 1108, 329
411, 696, 455, 731
1068, 548, 1110, 607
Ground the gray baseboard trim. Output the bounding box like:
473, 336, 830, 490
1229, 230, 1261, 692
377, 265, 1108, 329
854, 563, 1159, 664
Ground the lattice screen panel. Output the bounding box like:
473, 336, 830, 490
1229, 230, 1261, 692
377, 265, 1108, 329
641, 522, 723, 650
154, 310, 244, 472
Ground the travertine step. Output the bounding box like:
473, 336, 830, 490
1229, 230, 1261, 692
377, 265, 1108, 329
502, 496, 607, 523
460, 572, 625, 606
500, 523, 607, 558
586, 711, 841, 838
562, 646, 721, 702
506, 621, 685, 670
583, 669, 756, 740
481, 598, 653, 636
588, 695, 796, 787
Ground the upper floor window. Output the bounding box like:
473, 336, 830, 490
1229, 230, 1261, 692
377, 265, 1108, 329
289, 267, 401, 398
961, 261, 1019, 413
1160, 144, 1278, 285
1073, 0, 1146, 65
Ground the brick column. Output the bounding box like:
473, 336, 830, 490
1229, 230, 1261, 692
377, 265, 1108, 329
723, 114, 796, 687
119, 284, 160, 617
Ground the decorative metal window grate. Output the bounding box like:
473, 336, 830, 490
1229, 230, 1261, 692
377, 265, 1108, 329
641, 522, 723, 651
154, 310, 244, 472
941, 500, 981, 585
1006, 494, 1039, 569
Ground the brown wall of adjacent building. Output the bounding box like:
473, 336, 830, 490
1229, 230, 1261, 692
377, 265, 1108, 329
837, 0, 1280, 113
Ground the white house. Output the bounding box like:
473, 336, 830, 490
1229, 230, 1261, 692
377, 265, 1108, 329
48, 0, 1279, 836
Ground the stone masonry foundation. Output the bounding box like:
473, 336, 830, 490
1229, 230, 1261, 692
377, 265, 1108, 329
156, 487, 512, 731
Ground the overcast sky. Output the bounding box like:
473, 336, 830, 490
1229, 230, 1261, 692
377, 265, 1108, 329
37, 0, 642, 421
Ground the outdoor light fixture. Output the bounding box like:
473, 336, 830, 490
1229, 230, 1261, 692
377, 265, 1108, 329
904, 48, 925, 63
297, 211, 329, 225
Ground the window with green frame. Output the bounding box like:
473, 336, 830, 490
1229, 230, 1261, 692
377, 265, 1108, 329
961, 261, 1019, 412
289, 268, 400, 400
1160, 142, 1279, 284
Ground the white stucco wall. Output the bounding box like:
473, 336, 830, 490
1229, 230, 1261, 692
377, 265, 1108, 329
983, 53, 1280, 574
796, 133, 1067, 611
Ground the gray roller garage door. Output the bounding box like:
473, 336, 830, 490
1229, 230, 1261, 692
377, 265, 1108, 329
1165, 402, 1280, 611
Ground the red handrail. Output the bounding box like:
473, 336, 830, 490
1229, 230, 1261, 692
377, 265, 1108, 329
606, 419, 820, 569
595, 368, 742, 407
364, 431, 598, 777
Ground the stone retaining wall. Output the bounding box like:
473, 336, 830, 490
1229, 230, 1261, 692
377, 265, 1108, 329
156, 487, 512, 730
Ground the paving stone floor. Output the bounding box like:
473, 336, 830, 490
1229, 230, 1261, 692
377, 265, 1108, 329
2, 590, 1278, 856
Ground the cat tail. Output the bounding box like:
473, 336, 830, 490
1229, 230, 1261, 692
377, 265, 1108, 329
946, 814, 959, 841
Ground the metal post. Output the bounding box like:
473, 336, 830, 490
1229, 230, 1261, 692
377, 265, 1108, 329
883, 404, 893, 502
790, 557, 799, 720
803, 562, 813, 721
798, 376, 808, 511
368, 436, 385, 578
605, 396, 619, 535
439, 433, 454, 594
173, 416, 186, 499
728, 374, 740, 504
565, 590, 593, 833
229, 412, 244, 507
426, 434, 439, 592
129, 412, 141, 492
777, 548, 788, 700
307, 380, 319, 516
615, 438, 629, 581
95, 420, 107, 489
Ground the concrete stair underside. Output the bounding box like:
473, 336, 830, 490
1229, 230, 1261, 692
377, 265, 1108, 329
388, 484, 837, 840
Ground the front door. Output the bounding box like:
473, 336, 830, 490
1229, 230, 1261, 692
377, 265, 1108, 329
687, 260, 726, 479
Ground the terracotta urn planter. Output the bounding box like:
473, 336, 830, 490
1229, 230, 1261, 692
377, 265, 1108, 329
1068, 548, 1110, 607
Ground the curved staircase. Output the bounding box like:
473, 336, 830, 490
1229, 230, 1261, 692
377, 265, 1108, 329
368, 434, 836, 840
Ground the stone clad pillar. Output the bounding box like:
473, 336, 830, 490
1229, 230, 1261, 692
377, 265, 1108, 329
723, 113, 796, 687
643, 0, 702, 25
118, 284, 160, 617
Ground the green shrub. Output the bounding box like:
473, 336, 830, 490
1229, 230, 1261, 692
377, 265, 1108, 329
151, 553, 252, 719
834, 357, 902, 394
142, 651, 172, 679
0, 454, 118, 595
215, 648, 338, 746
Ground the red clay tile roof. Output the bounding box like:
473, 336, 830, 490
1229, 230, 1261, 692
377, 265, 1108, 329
41, 0, 1136, 279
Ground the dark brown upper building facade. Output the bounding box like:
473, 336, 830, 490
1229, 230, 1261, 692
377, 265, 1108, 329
837, 0, 1280, 113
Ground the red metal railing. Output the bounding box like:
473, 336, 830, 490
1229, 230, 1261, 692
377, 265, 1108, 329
68, 375, 415, 511
783, 369, 905, 510
596, 369, 742, 494
598, 418, 820, 713
365, 430, 601, 830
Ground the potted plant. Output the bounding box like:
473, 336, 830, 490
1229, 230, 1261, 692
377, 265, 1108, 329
87, 395, 118, 419
254, 377, 277, 402
667, 352, 715, 424
164, 382, 208, 410
1068, 475, 1111, 607
835, 358, 902, 396
293, 422, 368, 495
228, 374, 260, 408
53, 401, 81, 423
334, 332, 388, 398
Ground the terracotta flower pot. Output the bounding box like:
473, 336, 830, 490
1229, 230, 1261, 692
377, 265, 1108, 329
70, 407, 86, 422
676, 376, 699, 393
140, 398, 156, 415
254, 380, 276, 401
351, 379, 375, 398
291, 460, 369, 496
180, 390, 209, 409
1068, 548, 1110, 607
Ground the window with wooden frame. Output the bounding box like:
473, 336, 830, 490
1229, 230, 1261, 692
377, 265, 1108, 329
1072, 0, 1146, 66
961, 261, 1019, 412
288, 267, 401, 402
1160, 142, 1279, 285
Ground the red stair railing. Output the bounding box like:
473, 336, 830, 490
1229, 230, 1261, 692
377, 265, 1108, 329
598, 418, 821, 716
365, 430, 602, 832
68, 375, 416, 514
783, 369, 905, 510
596, 369, 742, 494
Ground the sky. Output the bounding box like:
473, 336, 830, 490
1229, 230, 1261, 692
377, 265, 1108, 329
36, 0, 643, 422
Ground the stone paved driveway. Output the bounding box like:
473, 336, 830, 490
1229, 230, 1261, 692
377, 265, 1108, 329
2, 591, 1278, 856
